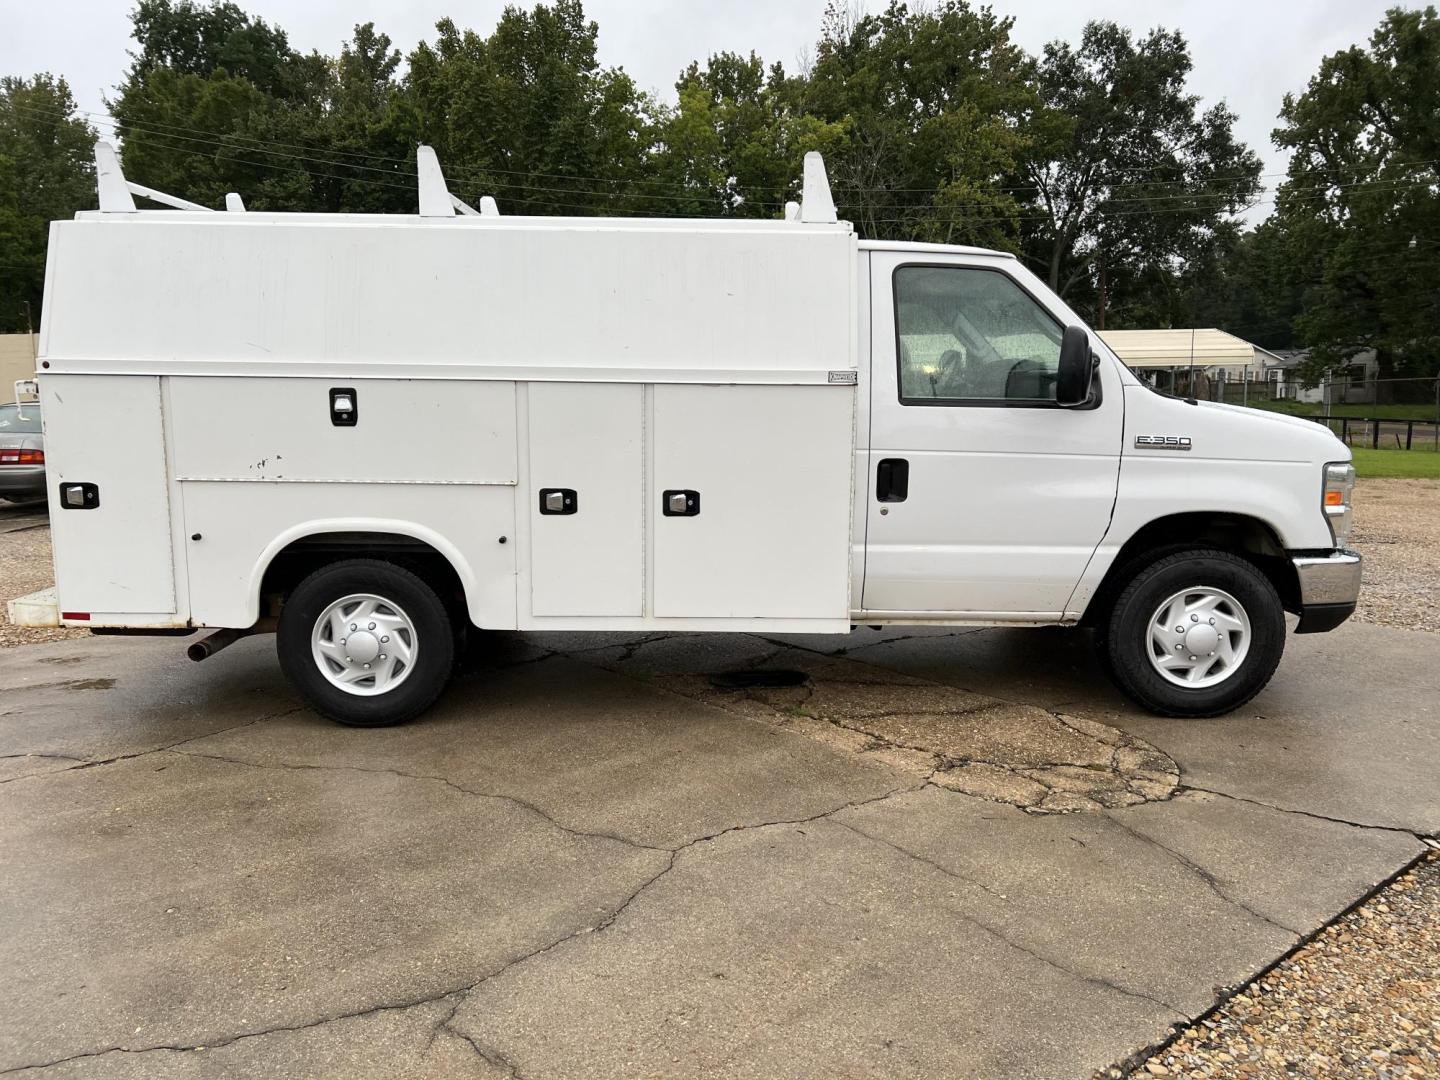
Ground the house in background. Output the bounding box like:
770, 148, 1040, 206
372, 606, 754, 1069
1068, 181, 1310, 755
1265, 349, 1381, 405
1097, 328, 1283, 401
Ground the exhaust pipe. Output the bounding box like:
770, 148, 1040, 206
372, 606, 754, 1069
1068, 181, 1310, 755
187, 627, 245, 662
185, 617, 278, 662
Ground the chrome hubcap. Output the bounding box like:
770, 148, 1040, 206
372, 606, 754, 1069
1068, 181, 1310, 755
311, 593, 417, 696
1146, 586, 1251, 689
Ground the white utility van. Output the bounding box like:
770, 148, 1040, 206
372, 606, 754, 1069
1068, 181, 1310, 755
24, 144, 1361, 725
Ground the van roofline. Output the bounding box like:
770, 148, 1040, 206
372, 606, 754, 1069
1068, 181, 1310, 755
857, 239, 1016, 259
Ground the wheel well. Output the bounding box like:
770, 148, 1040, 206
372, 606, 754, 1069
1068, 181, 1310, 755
258, 532, 466, 622
1083, 513, 1299, 626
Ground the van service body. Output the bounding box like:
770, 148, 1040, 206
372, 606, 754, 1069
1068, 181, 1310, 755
27, 144, 1361, 725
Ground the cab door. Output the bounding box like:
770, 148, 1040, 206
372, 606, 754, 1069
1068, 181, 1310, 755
860, 252, 1122, 618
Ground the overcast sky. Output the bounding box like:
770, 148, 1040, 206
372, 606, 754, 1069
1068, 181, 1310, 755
0, 0, 1411, 218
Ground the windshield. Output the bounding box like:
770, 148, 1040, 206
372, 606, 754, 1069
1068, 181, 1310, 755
0, 404, 42, 434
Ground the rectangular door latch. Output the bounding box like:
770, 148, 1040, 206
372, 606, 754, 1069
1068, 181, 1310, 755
60, 482, 100, 510
663, 489, 700, 517
329, 387, 357, 426
539, 488, 578, 515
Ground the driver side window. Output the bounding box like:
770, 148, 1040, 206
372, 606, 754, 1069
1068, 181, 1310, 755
895, 266, 1064, 405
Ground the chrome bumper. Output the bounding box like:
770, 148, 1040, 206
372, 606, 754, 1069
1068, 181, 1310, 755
1291, 550, 1362, 633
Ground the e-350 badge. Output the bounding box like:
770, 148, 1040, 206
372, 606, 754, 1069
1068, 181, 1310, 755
1134, 435, 1192, 451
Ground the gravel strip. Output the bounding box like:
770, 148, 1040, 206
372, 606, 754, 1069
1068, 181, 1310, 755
1119, 850, 1440, 1079
1349, 478, 1440, 633
0, 523, 88, 648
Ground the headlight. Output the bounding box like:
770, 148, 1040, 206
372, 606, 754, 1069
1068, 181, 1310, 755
1323, 462, 1355, 547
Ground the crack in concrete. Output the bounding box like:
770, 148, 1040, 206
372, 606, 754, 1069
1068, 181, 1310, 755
829, 817, 1014, 904
1099, 813, 1303, 937
826, 818, 1184, 1018
1179, 785, 1433, 840
0, 707, 308, 786
0, 783, 920, 1076
170, 749, 669, 853
0, 986, 472, 1076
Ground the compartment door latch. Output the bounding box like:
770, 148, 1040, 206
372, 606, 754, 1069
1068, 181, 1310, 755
539, 488, 578, 515
329, 387, 358, 426
663, 489, 700, 517
60, 482, 100, 510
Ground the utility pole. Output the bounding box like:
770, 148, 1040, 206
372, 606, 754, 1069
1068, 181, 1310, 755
1097, 260, 1107, 331
23, 301, 35, 372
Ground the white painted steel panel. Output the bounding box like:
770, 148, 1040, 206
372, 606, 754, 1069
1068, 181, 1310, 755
860, 252, 1123, 615
168, 378, 516, 483
651, 384, 853, 621
179, 482, 516, 628
41, 375, 177, 615
528, 383, 642, 616
42, 217, 855, 385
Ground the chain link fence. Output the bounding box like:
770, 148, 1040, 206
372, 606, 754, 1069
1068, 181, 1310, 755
1132, 368, 1440, 449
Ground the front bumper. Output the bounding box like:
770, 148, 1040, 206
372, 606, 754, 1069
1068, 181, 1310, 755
1291, 549, 1362, 634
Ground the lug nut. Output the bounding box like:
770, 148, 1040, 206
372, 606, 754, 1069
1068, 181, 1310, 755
340, 637, 346, 646
1175, 625, 1185, 633
379, 653, 387, 661
1209, 618, 1215, 625
368, 622, 376, 630
350, 623, 357, 632
381, 635, 389, 643
363, 663, 371, 670
1191, 614, 1199, 622
1175, 644, 1184, 651
1189, 655, 1197, 661
345, 656, 352, 663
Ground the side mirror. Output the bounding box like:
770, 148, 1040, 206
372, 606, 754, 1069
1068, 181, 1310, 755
1056, 325, 1096, 406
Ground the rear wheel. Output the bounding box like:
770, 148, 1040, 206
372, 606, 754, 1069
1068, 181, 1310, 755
277, 559, 454, 727
1098, 549, 1285, 718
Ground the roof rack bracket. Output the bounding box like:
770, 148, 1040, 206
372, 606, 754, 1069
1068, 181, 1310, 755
798, 152, 837, 224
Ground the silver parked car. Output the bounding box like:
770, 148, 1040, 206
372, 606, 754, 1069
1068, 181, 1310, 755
0, 401, 45, 502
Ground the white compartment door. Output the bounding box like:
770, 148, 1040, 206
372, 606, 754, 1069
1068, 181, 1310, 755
41, 375, 176, 615
652, 384, 853, 621
528, 383, 643, 616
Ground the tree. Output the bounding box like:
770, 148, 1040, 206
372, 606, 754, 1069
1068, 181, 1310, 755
110, 0, 343, 211
649, 52, 845, 218
0, 76, 97, 333
1272, 6, 1440, 381
404, 2, 655, 216
1019, 23, 1261, 325
799, 0, 1033, 247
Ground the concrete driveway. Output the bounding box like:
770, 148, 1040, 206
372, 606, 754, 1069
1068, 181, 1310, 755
0, 621, 1434, 1078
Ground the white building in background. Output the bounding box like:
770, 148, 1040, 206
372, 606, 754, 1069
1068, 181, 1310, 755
1097, 328, 1283, 400
1, 333, 37, 399
1265, 349, 1380, 405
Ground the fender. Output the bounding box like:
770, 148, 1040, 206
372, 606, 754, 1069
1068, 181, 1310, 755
245, 517, 486, 627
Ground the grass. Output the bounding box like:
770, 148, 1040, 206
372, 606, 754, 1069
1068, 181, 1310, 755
1247, 399, 1440, 421
1349, 446, 1440, 479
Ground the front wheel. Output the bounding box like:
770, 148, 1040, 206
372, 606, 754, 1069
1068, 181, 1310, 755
277, 559, 455, 727
1099, 549, 1285, 718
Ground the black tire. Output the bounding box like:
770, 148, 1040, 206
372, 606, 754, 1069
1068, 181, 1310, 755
1098, 549, 1285, 718
277, 559, 455, 727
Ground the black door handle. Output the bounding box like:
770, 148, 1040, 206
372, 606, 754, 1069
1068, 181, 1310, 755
876, 458, 909, 502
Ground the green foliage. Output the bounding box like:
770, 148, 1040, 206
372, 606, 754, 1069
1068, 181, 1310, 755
1271, 6, 1440, 382
1018, 22, 1262, 324
405, 2, 654, 215
800, 0, 1031, 246
1349, 446, 1440, 479
0, 75, 96, 333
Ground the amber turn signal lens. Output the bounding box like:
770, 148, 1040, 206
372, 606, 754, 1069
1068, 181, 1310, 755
1324, 490, 1345, 506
